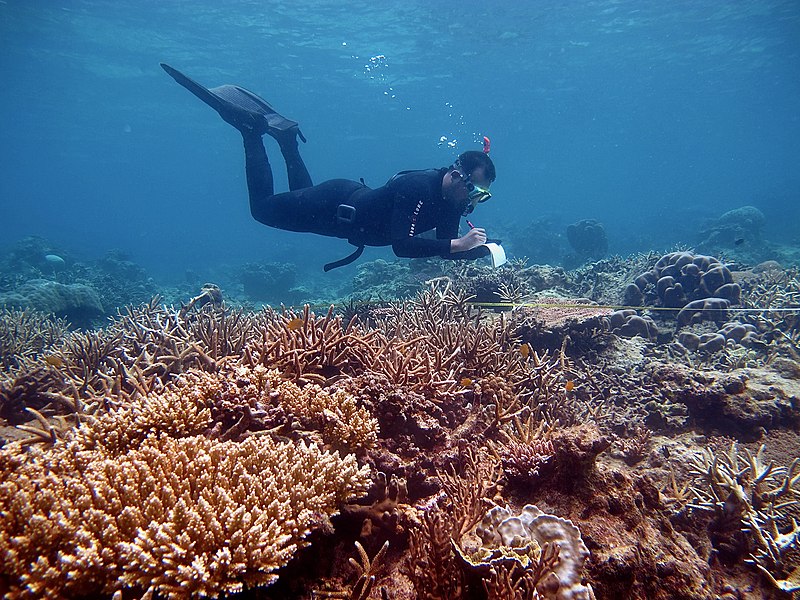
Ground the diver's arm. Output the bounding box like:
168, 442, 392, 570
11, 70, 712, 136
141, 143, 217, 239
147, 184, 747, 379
450, 227, 487, 252
391, 237, 451, 258
441, 217, 490, 260
391, 229, 490, 259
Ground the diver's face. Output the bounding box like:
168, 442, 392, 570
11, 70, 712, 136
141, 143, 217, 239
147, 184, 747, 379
445, 166, 491, 214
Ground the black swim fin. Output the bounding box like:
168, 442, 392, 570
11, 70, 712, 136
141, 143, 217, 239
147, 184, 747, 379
160, 63, 305, 141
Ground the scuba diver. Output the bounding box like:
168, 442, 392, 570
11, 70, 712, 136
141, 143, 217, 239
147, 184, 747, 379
161, 64, 498, 271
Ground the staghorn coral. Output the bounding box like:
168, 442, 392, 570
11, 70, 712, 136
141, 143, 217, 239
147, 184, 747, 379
439, 447, 504, 542
483, 562, 550, 600
0, 377, 371, 599
246, 304, 375, 385
740, 268, 800, 362
404, 507, 465, 600
182, 303, 254, 360
401, 448, 503, 599
686, 441, 800, 591
314, 540, 390, 600
0, 364, 79, 426
617, 425, 653, 466
0, 307, 70, 371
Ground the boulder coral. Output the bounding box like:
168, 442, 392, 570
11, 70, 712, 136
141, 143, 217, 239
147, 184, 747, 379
625, 252, 742, 331
0, 279, 104, 327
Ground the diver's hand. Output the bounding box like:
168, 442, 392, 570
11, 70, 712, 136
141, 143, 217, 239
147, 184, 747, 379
451, 227, 487, 252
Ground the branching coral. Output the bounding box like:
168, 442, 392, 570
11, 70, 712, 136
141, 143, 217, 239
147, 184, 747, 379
490, 414, 556, 486
686, 441, 800, 591
404, 508, 465, 600
182, 304, 254, 360
741, 269, 800, 361
0, 371, 371, 599
0, 307, 70, 371
439, 447, 503, 542
617, 425, 653, 466
314, 540, 390, 600
402, 448, 503, 600
247, 305, 376, 385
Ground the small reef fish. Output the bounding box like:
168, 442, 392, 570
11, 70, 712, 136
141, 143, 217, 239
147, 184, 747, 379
734, 238, 745, 246
519, 344, 531, 358
565, 380, 575, 392
286, 318, 304, 331
460, 377, 473, 388
44, 355, 64, 368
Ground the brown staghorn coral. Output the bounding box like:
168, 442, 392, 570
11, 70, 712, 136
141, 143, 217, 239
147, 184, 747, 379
0, 372, 371, 599
246, 305, 376, 384
0, 307, 70, 371
404, 508, 465, 600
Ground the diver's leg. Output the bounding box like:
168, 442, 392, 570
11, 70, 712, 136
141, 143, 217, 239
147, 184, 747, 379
250, 178, 363, 236
243, 133, 275, 207
243, 130, 314, 229
273, 131, 313, 191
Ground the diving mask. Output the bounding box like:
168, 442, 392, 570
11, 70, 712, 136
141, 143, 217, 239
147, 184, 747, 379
453, 167, 492, 205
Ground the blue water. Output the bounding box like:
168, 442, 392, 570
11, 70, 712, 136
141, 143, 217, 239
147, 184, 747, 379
1, 0, 798, 286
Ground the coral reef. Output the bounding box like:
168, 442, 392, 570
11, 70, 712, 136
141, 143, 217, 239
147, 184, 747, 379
684, 441, 800, 593
1, 259, 799, 599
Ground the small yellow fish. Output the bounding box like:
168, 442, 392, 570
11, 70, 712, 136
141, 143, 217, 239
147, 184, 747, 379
286, 317, 304, 331
565, 380, 575, 392
460, 377, 473, 388
519, 344, 531, 358
44, 355, 64, 368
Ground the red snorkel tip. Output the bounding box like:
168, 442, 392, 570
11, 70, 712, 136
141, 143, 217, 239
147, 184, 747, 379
482, 136, 491, 154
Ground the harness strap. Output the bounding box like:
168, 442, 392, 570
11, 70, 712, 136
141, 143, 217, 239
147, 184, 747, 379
323, 245, 365, 272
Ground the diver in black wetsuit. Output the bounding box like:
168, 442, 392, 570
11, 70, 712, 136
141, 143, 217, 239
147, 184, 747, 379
162, 64, 497, 270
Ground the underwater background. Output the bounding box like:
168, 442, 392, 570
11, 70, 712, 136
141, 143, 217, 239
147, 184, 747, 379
4, 3, 800, 599
1, 0, 798, 299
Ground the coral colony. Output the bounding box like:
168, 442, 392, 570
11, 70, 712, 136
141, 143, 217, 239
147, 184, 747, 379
1, 249, 800, 599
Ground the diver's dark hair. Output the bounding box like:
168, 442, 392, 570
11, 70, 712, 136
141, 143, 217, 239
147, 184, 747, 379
455, 150, 496, 182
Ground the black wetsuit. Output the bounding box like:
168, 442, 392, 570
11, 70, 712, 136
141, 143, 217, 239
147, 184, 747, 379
243, 133, 487, 266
